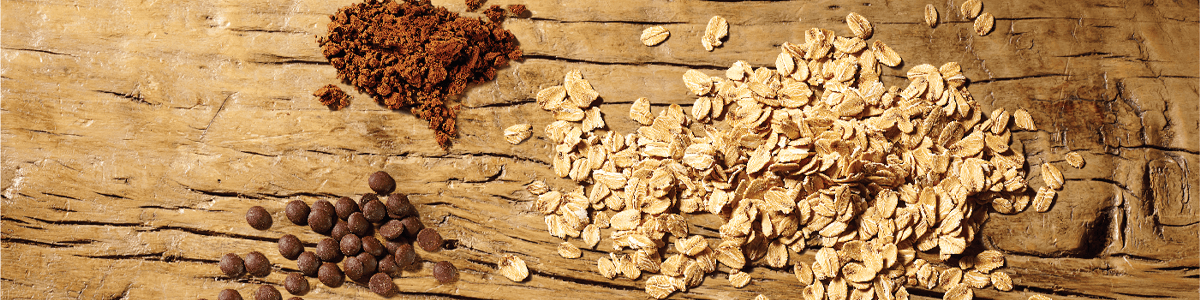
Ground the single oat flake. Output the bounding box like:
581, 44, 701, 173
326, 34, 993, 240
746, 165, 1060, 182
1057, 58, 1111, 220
1013, 108, 1037, 131
1041, 162, 1064, 190
961, 0, 983, 20
504, 123, 532, 144
729, 270, 751, 288
1034, 186, 1056, 213
974, 12, 995, 36
1065, 151, 1085, 168
702, 16, 729, 51
991, 271, 1014, 291
641, 26, 670, 46
497, 254, 530, 282
846, 12, 874, 39
925, 4, 939, 28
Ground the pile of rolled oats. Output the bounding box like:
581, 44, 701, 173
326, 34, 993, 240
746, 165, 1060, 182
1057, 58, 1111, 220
518, 11, 1062, 300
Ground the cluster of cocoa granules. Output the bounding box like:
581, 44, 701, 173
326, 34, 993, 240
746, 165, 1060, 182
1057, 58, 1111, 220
211, 171, 458, 300
317, 0, 523, 149
313, 84, 351, 110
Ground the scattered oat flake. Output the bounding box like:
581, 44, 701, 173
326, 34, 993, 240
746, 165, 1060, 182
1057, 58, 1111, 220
1029, 295, 1053, 300
597, 257, 617, 279
641, 26, 670, 46
846, 12, 873, 39
991, 271, 1013, 291
1034, 186, 1056, 212
944, 284, 974, 300
1065, 151, 1085, 168
1041, 162, 1064, 190
504, 124, 532, 144
702, 16, 728, 51
526, 180, 549, 195
1013, 108, 1037, 131
872, 40, 902, 67
925, 4, 939, 28
975, 12, 994, 36
754, 294, 770, 300
497, 254, 529, 282
645, 275, 677, 299
729, 271, 751, 288
961, 0, 983, 19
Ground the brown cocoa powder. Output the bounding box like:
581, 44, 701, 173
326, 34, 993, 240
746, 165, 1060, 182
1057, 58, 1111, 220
318, 0, 523, 149
507, 4, 527, 17
464, 0, 485, 11
313, 84, 351, 110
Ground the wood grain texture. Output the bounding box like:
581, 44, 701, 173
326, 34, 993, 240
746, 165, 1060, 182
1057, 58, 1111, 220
2, 0, 1197, 299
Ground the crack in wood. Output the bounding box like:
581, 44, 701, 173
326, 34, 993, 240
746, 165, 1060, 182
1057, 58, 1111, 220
1, 46, 77, 57
522, 55, 728, 71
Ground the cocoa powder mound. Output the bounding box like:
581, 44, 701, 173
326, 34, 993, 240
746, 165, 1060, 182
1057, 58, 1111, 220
318, 0, 522, 149
314, 84, 352, 110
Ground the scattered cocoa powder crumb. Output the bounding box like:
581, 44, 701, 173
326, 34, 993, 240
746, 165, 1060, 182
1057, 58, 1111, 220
483, 5, 506, 23
506, 4, 527, 17
465, 0, 485, 11
318, 0, 522, 149
313, 84, 351, 110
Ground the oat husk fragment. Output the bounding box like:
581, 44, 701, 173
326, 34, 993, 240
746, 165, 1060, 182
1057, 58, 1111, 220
318, 0, 523, 149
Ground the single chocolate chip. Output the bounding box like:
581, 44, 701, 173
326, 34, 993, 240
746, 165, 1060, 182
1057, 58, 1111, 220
379, 220, 405, 240
368, 171, 396, 194
244, 251, 271, 277
386, 193, 415, 218
359, 193, 379, 206
334, 197, 359, 220
219, 253, 246, 278
347, 212, 371, 237
377, 255, 401, 277
361, 200, 387, 223
311, 200, 335, 215
218, 289, 243, 300
369, 272, 398, 297
394, 244, 418, 268
284, 273, 308, 295
278, 234, 303, 260
317, 262, 344, 287
285, 200, 310, 225
254, 285, 282, 300
360, 236, 386, 257
383, 239, 406, 254
416, 228, 443, 252
400, 216, 424, 237
342, 256, 365, 281
356, 252, 378, 278
339, 234, 362, 256
296, 251, 319, 276
246, 206, 272, 230
432, 261, 458, 283
307, 209, 334, 235
330, 220, 350, 241
315, 238, 343, 262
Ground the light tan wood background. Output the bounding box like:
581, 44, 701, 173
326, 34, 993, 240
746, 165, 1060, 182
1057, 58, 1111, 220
2, 0, 1197, 299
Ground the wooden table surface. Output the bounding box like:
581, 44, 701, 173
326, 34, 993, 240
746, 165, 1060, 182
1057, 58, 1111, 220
2, 0, 1197, 299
